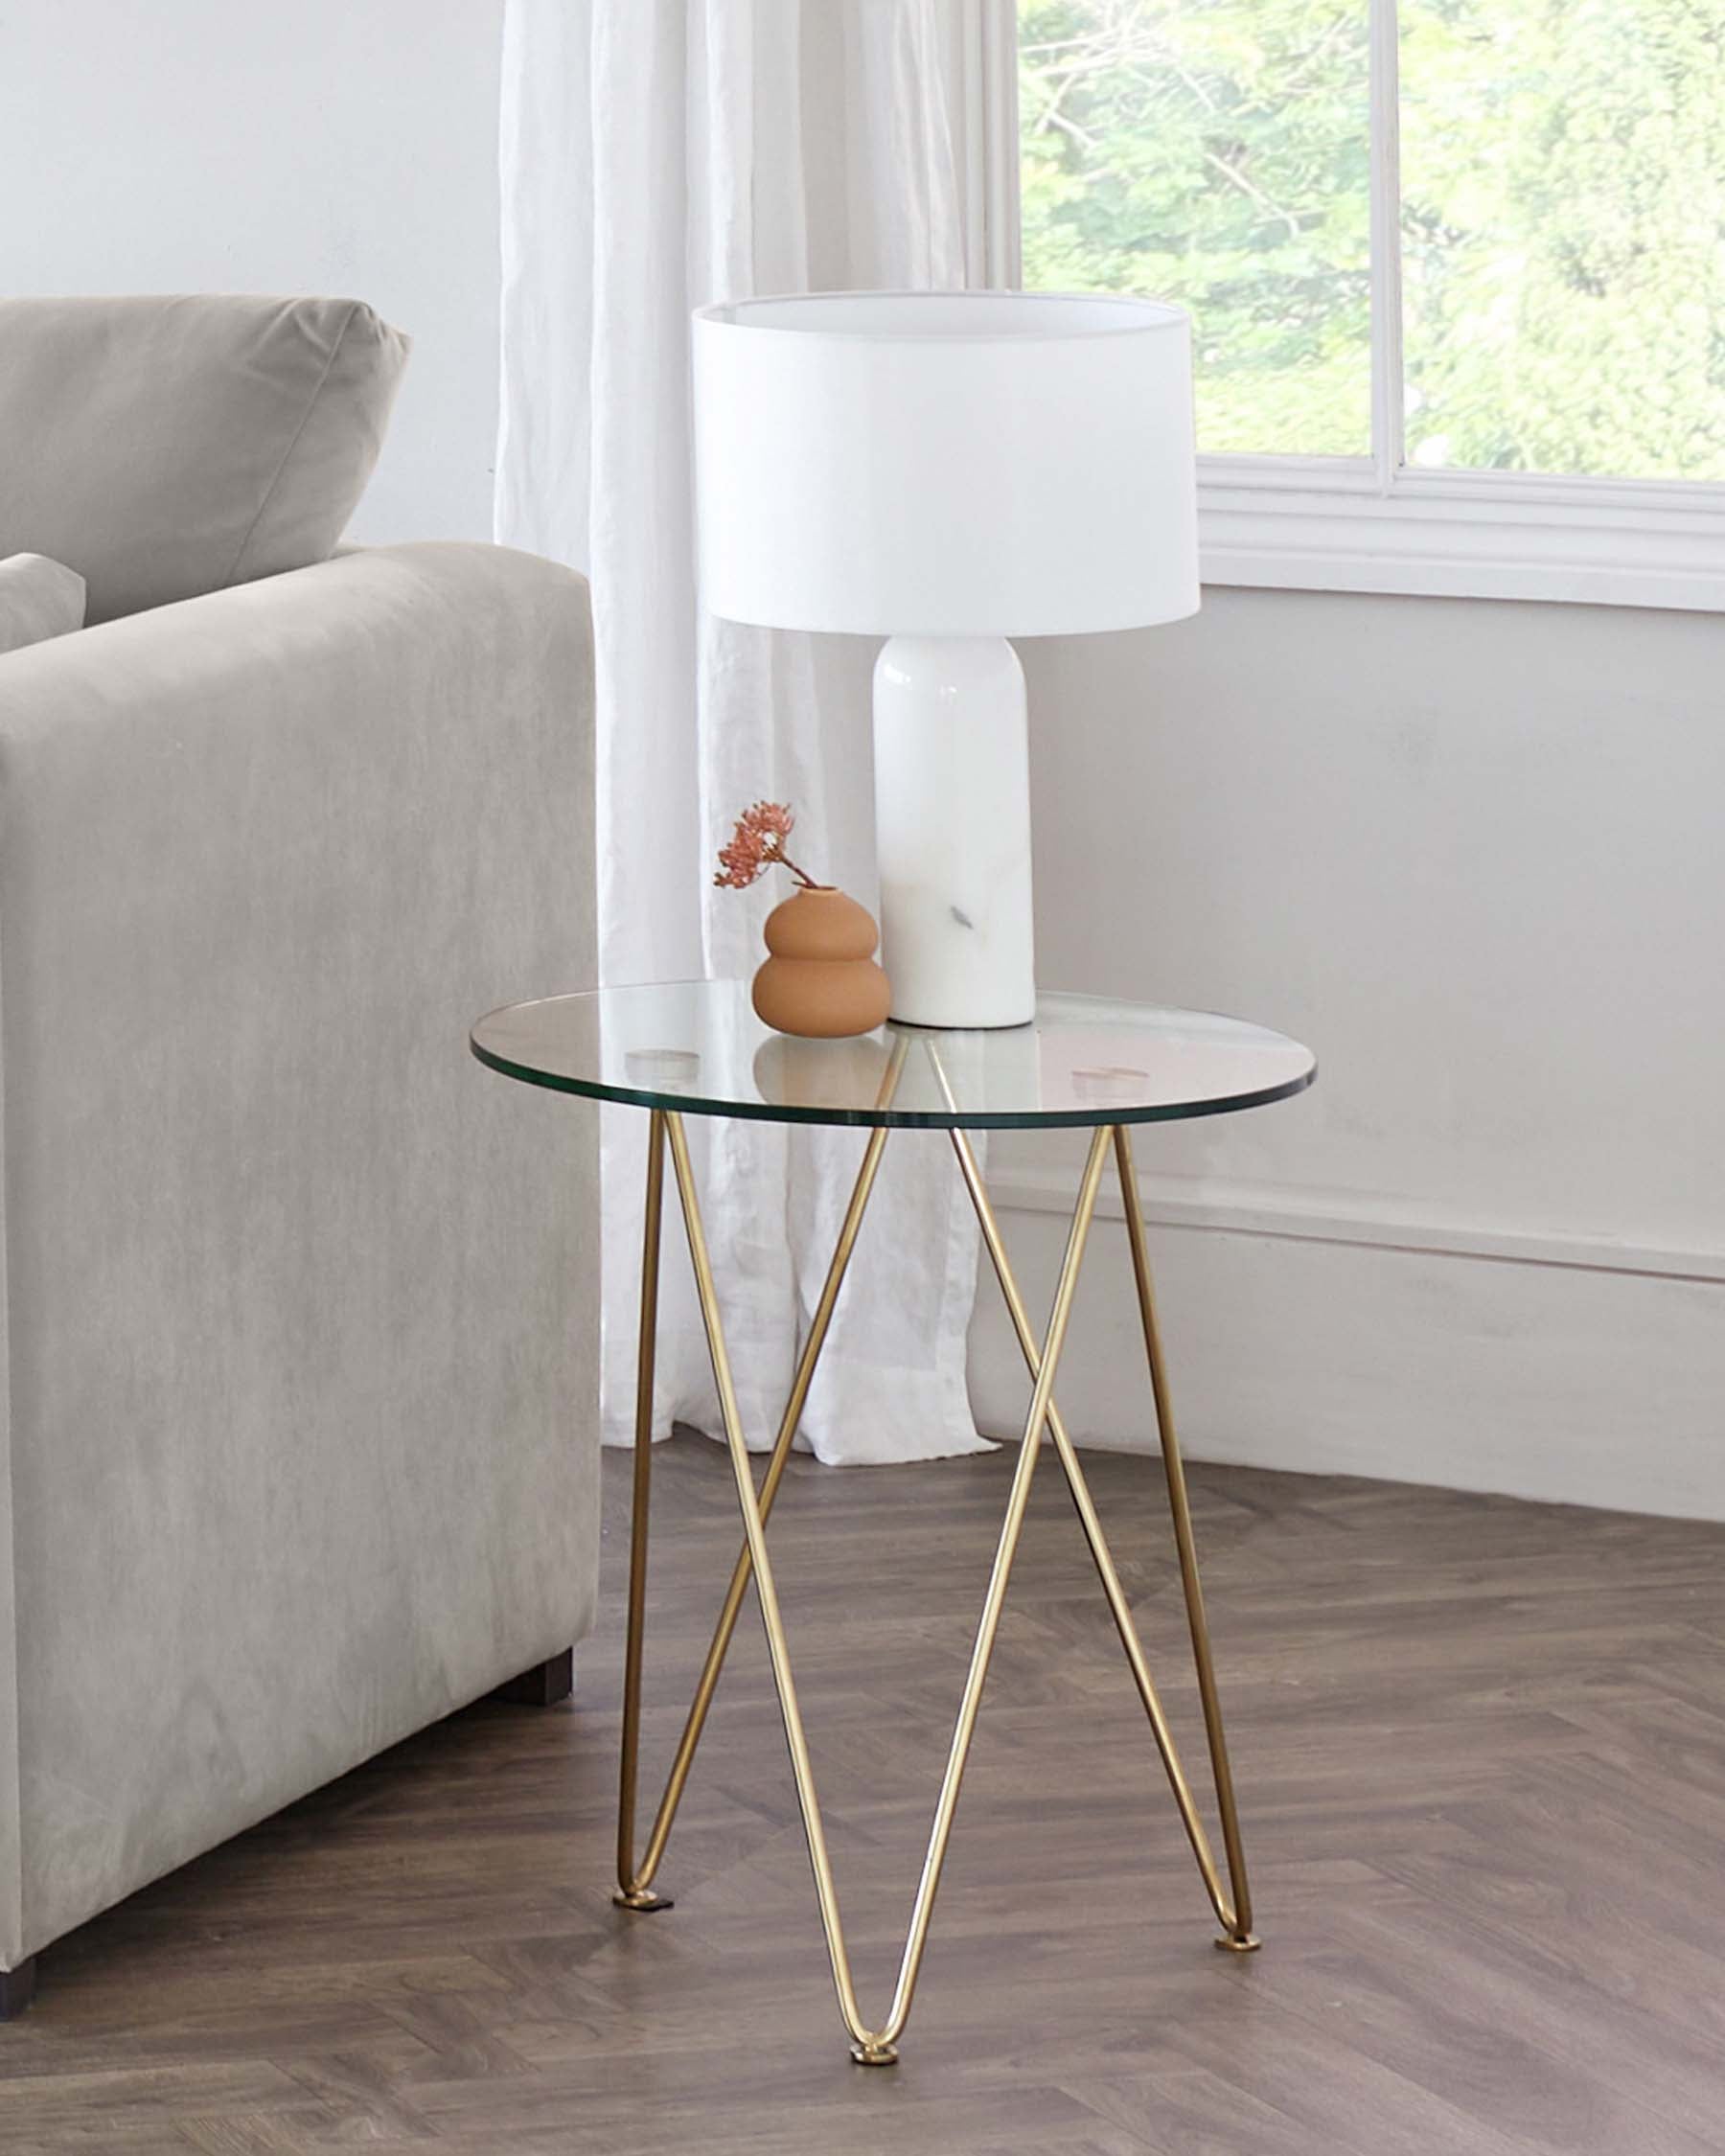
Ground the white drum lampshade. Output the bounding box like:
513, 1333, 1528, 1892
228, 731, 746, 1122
692, 290, 1199, 1027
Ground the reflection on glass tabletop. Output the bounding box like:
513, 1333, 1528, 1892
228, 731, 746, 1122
471, 981, 1315, 1132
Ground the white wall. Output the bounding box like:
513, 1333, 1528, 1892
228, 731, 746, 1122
969, 589, 1725, 1519
0, 0, 503, 542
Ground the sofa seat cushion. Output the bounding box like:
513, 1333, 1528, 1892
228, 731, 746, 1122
0, 296, 408, 623
0, 554, 85, 656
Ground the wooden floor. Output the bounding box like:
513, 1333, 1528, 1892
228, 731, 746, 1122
6, 1434, 1725, 2153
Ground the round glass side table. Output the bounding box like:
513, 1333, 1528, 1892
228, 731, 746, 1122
471, 982, 1316, 2066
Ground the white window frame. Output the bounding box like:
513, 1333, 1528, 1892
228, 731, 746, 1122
962, 0, 1725, 612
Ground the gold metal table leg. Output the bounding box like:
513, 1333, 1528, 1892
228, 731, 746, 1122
948, 1123, 1253, 1947
613, 1109, 671, 1912
915, 1029, 1257, 1952
662, 1111, 1112, 2064
612, 1083, 1258, 2064
612, 1036, 908, 1909
1113, 1123, 1258, 1949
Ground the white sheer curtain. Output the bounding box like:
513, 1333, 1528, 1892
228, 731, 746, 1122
497, 0, 989, 1464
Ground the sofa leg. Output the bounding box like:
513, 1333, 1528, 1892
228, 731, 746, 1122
0, 1958, 36, 2021
490, 1647, 575, 1708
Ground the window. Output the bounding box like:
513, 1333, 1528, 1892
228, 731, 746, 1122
1399, 0, 1725, 484
1020, 1, 1372, 460
986, 0, 1725, 608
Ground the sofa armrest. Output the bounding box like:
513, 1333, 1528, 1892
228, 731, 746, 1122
0, 543, 597, 1964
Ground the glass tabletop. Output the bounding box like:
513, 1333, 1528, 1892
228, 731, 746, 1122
471, 982, 1315, 1132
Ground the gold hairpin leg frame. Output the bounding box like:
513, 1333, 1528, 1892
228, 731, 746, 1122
612, 1083, 1257, 2067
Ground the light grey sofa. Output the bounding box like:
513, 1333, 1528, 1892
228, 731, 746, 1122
0, 298, 599, 2015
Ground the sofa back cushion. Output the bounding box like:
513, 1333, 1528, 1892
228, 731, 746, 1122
0, 296, 409, 623
0, 554, 86, 656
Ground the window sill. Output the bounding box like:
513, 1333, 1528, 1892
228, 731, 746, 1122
1198, 459, 1725, 613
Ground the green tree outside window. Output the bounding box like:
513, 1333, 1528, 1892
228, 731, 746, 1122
1018, 0, 1725, 480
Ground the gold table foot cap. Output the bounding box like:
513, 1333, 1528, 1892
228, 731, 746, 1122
850, 2041, 900, 2068
612, 1887, 675, 1914
1214, 1932, 1261, 1954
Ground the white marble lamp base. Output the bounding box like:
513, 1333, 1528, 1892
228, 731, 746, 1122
871, 634, 1036, 1029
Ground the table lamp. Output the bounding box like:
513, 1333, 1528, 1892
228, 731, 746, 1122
691, 291, 1199, 1029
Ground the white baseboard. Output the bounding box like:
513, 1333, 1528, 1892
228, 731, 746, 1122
983, 1162, 1725, 1285
968, 1167, 1725, 1522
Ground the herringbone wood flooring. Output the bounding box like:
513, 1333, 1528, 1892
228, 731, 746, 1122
5, 1432, 1725, 2152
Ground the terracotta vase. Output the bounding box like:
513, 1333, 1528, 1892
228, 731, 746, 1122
751, 885, 891, 1040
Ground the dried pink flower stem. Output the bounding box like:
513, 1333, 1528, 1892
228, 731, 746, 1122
713, 800, 824, 892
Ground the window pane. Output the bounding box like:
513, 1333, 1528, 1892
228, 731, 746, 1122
1400, 0, 1725, 480
1017, 0, 1372, 456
